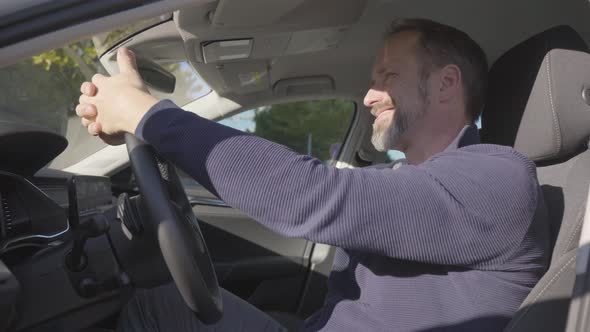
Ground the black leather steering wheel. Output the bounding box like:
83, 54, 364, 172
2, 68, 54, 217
124, 133, 222, 324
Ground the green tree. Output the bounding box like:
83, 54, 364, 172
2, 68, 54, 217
253, 100, 355, 161
0, 40, 101, 135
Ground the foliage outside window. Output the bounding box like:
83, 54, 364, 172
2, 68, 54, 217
0, 40, 108, 169
180, 100, 355, 199
219, 100, 355, 163
0, 40, 103, 135
0, 32, 211, 169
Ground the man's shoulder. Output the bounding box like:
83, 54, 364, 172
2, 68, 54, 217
461, 142, 530, 158
433, 143, 536, 176
423, 143, 538, 205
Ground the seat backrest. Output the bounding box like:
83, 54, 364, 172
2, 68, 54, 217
480, 26, 590, 332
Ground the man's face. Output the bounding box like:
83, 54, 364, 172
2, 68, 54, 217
364, 32, 431, 152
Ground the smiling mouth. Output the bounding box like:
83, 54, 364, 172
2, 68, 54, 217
373, 108, 395, 121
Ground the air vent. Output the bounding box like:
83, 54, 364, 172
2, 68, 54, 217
2, 192, 13, 237
0, 192, 30, 238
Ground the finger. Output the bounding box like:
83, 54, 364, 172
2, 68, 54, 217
80, 82, 97, 96
88, 122, 102, 136
117, 47, 138, 75
79, 94, 94, 105
75, 104, 85, 117
81, 117, 93, 127
75, 104, 97, 118
99, 133, 125, 146
91, 73, 106, 86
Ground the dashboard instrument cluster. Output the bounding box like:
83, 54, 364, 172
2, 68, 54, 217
0, 171, 112, 258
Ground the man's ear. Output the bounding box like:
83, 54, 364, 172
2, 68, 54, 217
438, 64, 462, 103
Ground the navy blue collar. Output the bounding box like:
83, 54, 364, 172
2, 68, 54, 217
444, 125, 481, 152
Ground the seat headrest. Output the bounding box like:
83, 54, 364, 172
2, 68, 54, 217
513, 49, 590, 161
481, 25, 589, 162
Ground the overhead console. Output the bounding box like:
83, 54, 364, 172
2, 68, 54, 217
207, 0, 365, 29
176, 0, 368, 63
177, 0, 367, 36
98, 0, 368, 107
174, 0, 368, 96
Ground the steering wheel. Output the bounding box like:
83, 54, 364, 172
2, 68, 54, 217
124, 133, 222, 324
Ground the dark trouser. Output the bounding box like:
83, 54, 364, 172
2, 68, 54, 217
117, 283, 287, 332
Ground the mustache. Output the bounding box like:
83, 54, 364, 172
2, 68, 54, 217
371, 105, 396, 117
370, 98, 397, 117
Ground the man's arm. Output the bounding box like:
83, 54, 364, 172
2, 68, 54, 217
136, 100, 539, 270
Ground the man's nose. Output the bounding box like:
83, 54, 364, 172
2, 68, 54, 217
364, 88, 383, 108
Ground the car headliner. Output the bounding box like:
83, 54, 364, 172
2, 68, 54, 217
3, 0, 589, 106
95, 0, 590, 112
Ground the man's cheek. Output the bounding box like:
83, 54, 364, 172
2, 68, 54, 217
374, 113, 394, 133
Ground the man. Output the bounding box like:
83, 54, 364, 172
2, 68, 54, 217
77, 19, 549, 331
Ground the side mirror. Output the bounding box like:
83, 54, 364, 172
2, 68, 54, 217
135, 56, 176, 94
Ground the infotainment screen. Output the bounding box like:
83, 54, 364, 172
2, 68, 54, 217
67, 175, 112, 226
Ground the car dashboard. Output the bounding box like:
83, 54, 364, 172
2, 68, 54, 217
0, 172, 69, 261
0, 172, 112, 263
0, 169, 133, 332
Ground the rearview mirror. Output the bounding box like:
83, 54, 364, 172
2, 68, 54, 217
135, 56, 176, 94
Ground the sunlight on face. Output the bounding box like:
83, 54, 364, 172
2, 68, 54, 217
365, 32, 429, 152
371, 96, 426, 152
369, 95, 396, 151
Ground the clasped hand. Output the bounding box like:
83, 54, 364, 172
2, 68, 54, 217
75, 47, 159, 145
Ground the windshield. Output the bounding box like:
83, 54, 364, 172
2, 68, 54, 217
0, 21, 212, 171
91, 14, 172, 56
147, 60, 212, 107
0, 39, 108, 170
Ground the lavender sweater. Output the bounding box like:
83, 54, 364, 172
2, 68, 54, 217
136, 100, 550, 331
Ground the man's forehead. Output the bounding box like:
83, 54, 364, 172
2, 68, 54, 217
384, 31, 419, 59
372, 48, 387, 73
372, 32, 419, 74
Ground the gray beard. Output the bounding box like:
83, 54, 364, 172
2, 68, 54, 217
372, 78, 430, 152
371, 108, 412, 152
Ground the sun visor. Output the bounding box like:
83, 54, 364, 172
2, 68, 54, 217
274, 76, 334, 96
218, 61, 270, 95
0, 122, 67, 176
198, 26, 346, 64
284, 27, 348, 55
209, 0, 366, 29
178, 0, 367, 63
202, 39, 253, 63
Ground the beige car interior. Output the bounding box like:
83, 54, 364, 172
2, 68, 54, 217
3, 0, 590, 330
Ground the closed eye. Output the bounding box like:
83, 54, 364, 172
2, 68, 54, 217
385, 72, 398, 81
370, 72, 397, 88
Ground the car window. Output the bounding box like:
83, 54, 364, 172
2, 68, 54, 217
180, 99, 356, 200
220, 100, 355, 162
0, 39, 108, 170
148, 60, 212, 106
0, 34, 213, 170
